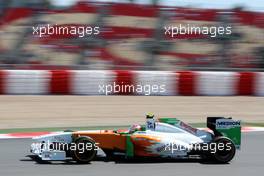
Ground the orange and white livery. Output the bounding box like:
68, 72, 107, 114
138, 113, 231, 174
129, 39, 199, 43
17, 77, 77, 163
30, 116, 241, 164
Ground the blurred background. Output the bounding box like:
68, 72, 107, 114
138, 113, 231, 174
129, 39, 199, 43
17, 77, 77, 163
0, 0, 263, 71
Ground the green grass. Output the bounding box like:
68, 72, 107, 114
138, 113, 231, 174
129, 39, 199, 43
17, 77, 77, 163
0, 122, 263, 134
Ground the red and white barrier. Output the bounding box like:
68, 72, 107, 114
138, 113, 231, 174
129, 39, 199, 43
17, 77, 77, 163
135, 71, 177, 95
72, 70, 116, 95
0, 70, 263, 96
4, 70, 49, 94
255, 72, 264, 96
196, 72, 237, 96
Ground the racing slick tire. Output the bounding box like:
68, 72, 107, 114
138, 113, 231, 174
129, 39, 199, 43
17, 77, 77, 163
210, 136, 236, 163
71, 136, 97, 164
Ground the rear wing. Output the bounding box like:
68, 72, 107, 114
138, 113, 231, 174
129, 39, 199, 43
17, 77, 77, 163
207, 117, 241, 149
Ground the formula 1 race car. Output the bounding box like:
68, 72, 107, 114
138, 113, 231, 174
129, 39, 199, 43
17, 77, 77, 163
30, 116, 241, 164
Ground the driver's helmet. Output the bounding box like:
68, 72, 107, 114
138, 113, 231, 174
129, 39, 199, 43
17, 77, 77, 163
129, 124, 142, 133
146, 112, 154, 119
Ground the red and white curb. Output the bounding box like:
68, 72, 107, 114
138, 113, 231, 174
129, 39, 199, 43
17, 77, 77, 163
0, 127, 264, 139
239, 127, 264, 132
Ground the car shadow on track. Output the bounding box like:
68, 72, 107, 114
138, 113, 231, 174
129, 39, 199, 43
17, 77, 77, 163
21, 155, 230, 165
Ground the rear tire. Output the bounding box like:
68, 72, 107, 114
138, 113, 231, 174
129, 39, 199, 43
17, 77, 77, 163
210, 137, 236, 163
71, 136, 97, 164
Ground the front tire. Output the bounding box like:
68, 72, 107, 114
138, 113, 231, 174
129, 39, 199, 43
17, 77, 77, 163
71, 136, 97, 164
